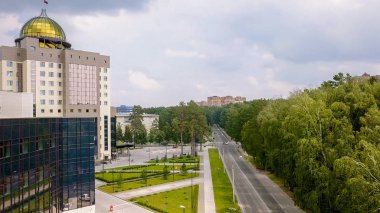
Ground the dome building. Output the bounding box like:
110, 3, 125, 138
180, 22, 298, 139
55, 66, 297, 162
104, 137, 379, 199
0, 9, 112, 212
16, 9, 71, 49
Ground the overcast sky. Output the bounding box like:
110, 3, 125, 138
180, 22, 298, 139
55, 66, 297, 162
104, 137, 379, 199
1, 0, 380, 107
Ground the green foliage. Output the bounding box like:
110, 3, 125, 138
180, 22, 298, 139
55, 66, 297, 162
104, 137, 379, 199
141, 168, 148, 185
163, 165, 169, 180
181, 163, 187, 176
208, 73, 380, 212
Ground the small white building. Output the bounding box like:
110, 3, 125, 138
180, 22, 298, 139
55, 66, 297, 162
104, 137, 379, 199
116, 113, 159, 133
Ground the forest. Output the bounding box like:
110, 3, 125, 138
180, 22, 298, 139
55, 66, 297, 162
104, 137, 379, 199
205, 73, 380, 212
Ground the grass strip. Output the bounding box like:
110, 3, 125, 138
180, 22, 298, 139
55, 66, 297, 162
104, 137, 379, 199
130, 185, 199, 213
98, 172, 199, 193
209, 149, 241, 213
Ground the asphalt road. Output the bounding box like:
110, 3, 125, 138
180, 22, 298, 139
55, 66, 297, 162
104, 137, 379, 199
213, 127, 303, 213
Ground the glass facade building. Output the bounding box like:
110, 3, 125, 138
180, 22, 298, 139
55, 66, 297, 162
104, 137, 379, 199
0, 117, 96, 212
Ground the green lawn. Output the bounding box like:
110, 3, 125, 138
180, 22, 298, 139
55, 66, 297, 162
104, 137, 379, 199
147, 156, 200, 164
130, 185, 199, 213
95, 172, 161, 183
105, 164, 197, 172
98, 172, 199, 193
209, 149, 241, 213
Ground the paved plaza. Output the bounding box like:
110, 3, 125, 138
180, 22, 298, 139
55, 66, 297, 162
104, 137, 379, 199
95, 145, 216, 213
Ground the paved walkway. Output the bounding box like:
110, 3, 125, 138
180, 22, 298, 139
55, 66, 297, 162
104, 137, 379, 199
95, 145, 217, 212
113, 177, 202, 200
95, 189, 153, 213
202, 148, 216, 213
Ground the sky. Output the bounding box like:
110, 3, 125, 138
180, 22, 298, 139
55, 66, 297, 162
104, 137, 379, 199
1, 0, 380, 107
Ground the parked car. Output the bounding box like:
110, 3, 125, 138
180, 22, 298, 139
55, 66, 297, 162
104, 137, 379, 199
79, 194, 90, 201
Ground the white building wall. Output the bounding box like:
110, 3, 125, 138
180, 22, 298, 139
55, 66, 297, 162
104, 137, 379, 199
0, 91, 33, 118
99, 67, 111, 160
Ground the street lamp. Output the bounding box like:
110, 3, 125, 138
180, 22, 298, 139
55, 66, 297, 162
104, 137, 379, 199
179, 205, 186, 213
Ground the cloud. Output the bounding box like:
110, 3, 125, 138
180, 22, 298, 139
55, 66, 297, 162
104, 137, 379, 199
164, 49, 206, 59
127, 70, 161, 91
0, 0, 151, 14
248, 76, 259, 87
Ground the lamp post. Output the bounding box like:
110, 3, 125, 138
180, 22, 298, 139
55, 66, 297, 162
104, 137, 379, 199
172, 160, 175, 181
179, 205, 186, 213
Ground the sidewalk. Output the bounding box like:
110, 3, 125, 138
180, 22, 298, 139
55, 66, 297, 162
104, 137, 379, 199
202, 148, 216, 213
113, 177, 202, 200
95, 189, 153, 213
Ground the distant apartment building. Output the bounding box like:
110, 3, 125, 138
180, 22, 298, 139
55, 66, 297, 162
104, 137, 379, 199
0, 9, 111, 160
198, 96, 247, 107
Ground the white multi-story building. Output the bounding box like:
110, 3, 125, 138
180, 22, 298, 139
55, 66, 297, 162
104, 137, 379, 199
0, 9, 111, 160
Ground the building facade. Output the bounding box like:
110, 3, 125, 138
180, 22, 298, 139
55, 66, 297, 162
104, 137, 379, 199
0, 91, 33, 118
0, 9, 111, 160
115, 113, 159, 134
202, 96, 247, 107
0, 117, 96, 213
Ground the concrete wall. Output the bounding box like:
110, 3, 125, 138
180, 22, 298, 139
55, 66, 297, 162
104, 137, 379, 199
0, 91, 33, 118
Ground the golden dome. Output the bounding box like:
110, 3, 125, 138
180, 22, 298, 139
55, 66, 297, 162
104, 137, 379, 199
17, 9, 71, 49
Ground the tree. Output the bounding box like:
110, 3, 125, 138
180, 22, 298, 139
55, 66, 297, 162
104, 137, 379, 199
124, 125, 132, 142
181, 163, 187, 176
163, 165, 169, 180
173, 101, 186, 155
116, 123, 123, 142
141, 168, 148, 186
185, 101, 209, 156
130, 105, 147, 147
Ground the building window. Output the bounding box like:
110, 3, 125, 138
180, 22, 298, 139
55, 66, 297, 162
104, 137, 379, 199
49, 72, 54, 77
0, 141, 10, 159
58, 91, 62, 96
104, 101, 108, 106
78, 109, 82, 113
40, 90, 45, 95
104, 92, 108, 97
58, 64, 62, 69
58, 82, 62, 87
49, 63, 54, 68
6, 71, 13, 77
50, 109, 53, 113
104, 84, 108, 89
104, 68, 107, 73
40, 80, 46, 86
50, 54, 52, 57
6, 61, 13, 67
40, 99, 46, 105
49, 81, 54, 86
58, 73, 62, 78
49, 100, 54, 105
58, 109, 61, 113
49, 90, 54, 96
94, 109, 97, 112
103, 76, 108, 81
40, 62, 45, 67
58, 100, 63, 105
70, 109, 74, 112
40, 71, 45, 77
19, 139, 28, 154
86, 109, 89, 113
6, 80, 13, 86
41, 109, 45, 113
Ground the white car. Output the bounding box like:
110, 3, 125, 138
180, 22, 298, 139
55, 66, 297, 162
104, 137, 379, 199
79, 194, 90, 201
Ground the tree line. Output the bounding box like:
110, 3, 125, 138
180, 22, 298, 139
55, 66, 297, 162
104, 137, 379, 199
206, 73, 380, 212
116, 101, 209, 156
